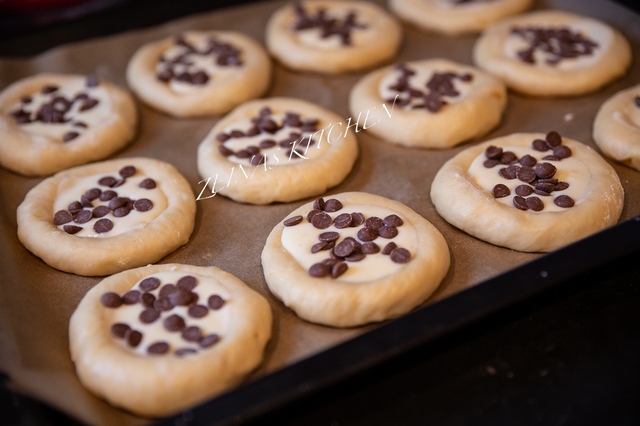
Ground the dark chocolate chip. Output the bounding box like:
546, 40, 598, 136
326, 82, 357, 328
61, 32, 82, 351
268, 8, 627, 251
513, 196, 528, 210
382, 242, 398, 255
141, 293, 156, 308
63, 131, 79, 142
390, 248, 411, 264
334, 238, 356, 257
125, 329, 142, 348
383, 214, 403, 227
309, 262, 330, 277
319, 231, 340, 242
208, 295, 225, 310
188, 304, 208, 318
177, 275, 197, 291
545, 131, 562, 147
169, 289, 193, 307
122, 290, 141, 305
163, 314, 186, 332
535, 162, 557, 179
113, 206, 131, 217
350, 212, 365, 227
311, 211, 332, 229
199, 334, 220, 348
553, 145, 572, 159
74, 209, 92, 224
525, 196, 544, 211
499, 151, 518, 164
331, 261, 348, 278
182, 326, 202, 342
378, 225, 398, 239
323, 199, 343, 212
555, 181, 570, 191
110, 323, 130, 339
68, 201, 83, 214
312, 197, 325, 211
133, 198, 153, 212
554, 195, 575, 208
492, 184, 511, 198
283, 215, 303, 226
63, 225, 83, 234
153, 297, 173, 312
365, 216, 384, 230
485, 145, 503, 160
333, 213, 352, 228
119, 165, 136, 178
532, 139, 549, 151
361, 242, 380, 254
100, 292, 122, 308
516, 166, 536, 183
98, 176, 117, 187
515, 185, 534, 196
99, 190, 117, 201
147, 341, 169, 355
139, 277, 161, 292
519, 154, 537, 167
53, 210, 73, 225
140, 308, 161, 324
139, 178, 157, 189
498, 165, 518, 180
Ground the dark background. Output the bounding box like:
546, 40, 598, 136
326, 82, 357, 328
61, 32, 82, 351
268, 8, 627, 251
1, 1, 639, 425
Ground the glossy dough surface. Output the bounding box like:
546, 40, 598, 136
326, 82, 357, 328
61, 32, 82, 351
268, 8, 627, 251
473, 10, 632, 97
17, 157, 196, 276
593, 83, 640, 171
69, 263, 272, 418
349, 58, 507, 148
197, 97, 359, 205
262, 191, 450, 327
389, 0, 533, 35
265, 0, 402, 74
0, 73, 137, 176
127, 31, 272, 117
430, 133, 624, 252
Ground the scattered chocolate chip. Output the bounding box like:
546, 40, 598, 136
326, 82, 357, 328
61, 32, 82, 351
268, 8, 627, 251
485, 145, 503, 160
98, 190, 117, 201
311, 211, 332, 229
283, 215, 303, 226
382, 242, 398, 255
492, 184, 511, 198
188, 304, 208, 318
323, 199, 343, 212
525, 196, 544, 211
110, 323, 130, 339
553, 145, 572, 159
499, 165, 518, 180
139, 277, 161, 292
100, 292, 122, 308
125, 329, 142, 348
139, 178, 156, 189
318, 231, 340, 242
554, 195, 575, 208
63, 225, 83, 234
532, 139, 549, 151
546, 131, 562, 147
63, 131, 79, 142
119, 165, 136, 178
390, 248, 411, 264
98, 176, 117, 187
147, 341, 170, 355
53, 210, 73, 225
122, 290, 141, 305
516, 166, 536, 183
181, 326, 202, 342
515, 184, 534, 196
383, 214, 403, 227
91, 205, 110, 218
519, 154, 537, 167
535, 162, 557, 179
141, 293, 156, 308
208, 294, 225, 310
361, 242, 380, 254
68, 201, 83, 214
139, 308, 161, 324
164, 314, 186, 332
378, 225, 398, 239
309, 262, 329, 277
350, 212, 365, 227
113, 206, 131, 217
169, 289, 193, 307
513, 196, 528, 210
555, 181, 570, 191
199, 334, 220, 348
133, 198, 153, 212
333, 213, 352, 228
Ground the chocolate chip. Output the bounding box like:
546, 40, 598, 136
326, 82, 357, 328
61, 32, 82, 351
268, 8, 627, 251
98, 176, 117, 187
350, 212, 365, 227
519, 155, 538, 168
118, 165, 136, 178
516, 166, 536, 183
515, 185, 534, 196
492, 184, 511, 198
199, 334, 220, 348
208, 295, 225, 310
164, 314, 185, 332
63, 131, 79, 142
158, 284, 176, 299
90, 205, 108, 218
122, 290, 141, 305
311, 211, 332, 229
113, 206, 131, 217
525, 196, 544, 211
390, 248, 411, 264
361, 242, 380, 254
283, 215, 303, 227
182, 326, 202, 342
98, 190, 117, 201
378, 225, 398, 239
169, 289, 193, 307
139, 178, 156, 189
485, 145, 503, 160
147, 341, 169, 355
553, 145, 572, 159
110, 323, 130, 339
333, 213, 352, 228
139, 277, 160, 292
139, 308, 161, 325
554, 195, 575, 208
535, 182, 555, 194
175, 275, 196, 291
555, 181, 570, 191
53, 210, 73, 225
133, 198, 153, 212
498, 165, 518, 180
312, 197, 325, 211
125, 329, 142, 348
383, 214, 403, 227
41, 85, 58, 94
311, 241, 331, 253
153, 297, 171, 312
546, 131, 562, 147
365, 216, 384, 230
188, 304, 208, 318
309, 262, 329, 277
68, 201, 83, 214
535, 162, 557, 179
484, 159, 499, 168
499, 151, 517, 164
382, 242, 397, 255
63, 225, 83, 234
331, 238, 353, 257
345, 250, 365, 262
323, 199, 343, 212
318, 232, 340, 242
73, 210, 90, 224
331, 262, 349, 278
513, 196, 528, 210
532, 139, 549, 151
80, 194, 93, 208
101, 292, 122, 308
141, 293, 156, 308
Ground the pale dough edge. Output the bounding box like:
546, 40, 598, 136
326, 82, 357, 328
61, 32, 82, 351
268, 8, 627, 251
0, 73, 138, 176
69, 263, 273, 418
261, 191, 451, 327
16, 157, 196, 276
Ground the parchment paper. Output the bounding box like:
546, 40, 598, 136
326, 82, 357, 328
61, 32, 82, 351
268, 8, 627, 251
0, 0, 638, 424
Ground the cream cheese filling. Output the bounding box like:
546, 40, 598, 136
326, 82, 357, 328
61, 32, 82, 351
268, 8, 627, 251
221, 112, 329, 167
503, 21, 612, 71
9, 78, 111, 143
157, 34, 241, 95
467, 146, 590, 212
54, 172, 168, 237
103, 270, 231, 356
378, 65, 474, 109
282, 204, 418, 283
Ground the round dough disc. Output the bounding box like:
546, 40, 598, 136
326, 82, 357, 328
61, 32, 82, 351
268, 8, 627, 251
262, 191, 450, 327
69, 263, 272, 418
0, 73, 137, 176
265, 0, 402, 74
472, 10, 632, 97
349, 58, 507, 148
389, 0, 533, 36
17, 157, 196, 276
593, 83, 640, 171
430, 132, 624, 252
197, 97, 359, 205
126, 31, 272, 117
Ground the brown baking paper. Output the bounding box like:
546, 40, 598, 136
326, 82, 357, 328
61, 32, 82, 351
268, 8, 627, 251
1, 0, 639, 424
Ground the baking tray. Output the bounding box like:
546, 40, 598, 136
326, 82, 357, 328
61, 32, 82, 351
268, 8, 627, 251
0, 0, 639, 425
